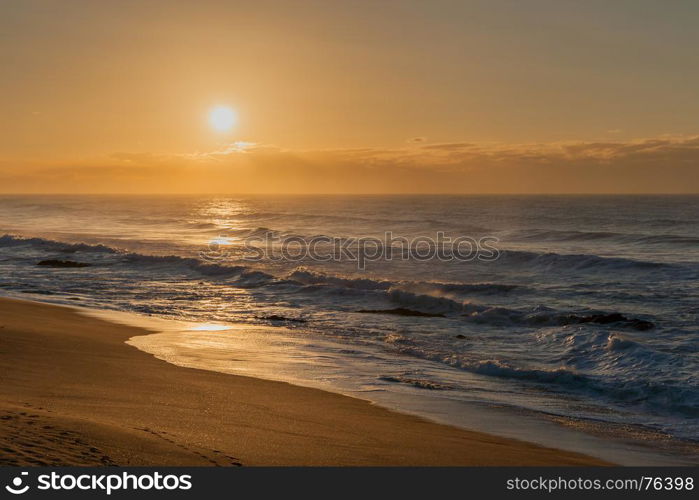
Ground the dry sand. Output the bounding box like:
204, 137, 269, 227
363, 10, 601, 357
0, 297, 608, 466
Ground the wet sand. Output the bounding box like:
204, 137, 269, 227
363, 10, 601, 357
0, 297, 608, 466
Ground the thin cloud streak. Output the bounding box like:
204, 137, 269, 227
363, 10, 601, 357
2, 135, 698, 194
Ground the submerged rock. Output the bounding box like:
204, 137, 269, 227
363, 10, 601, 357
570, 313, 655, 331
259, 315, 307, 323
355, 308, 445, 318
37, 259, 91, 268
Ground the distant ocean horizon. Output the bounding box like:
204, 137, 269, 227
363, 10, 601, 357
1, 194, 698, 463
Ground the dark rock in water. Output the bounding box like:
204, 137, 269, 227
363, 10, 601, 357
569, 313, 655, 330
20, 289, 54, 295
455, 334, 467, 339
355, 308, 445, 318
38, 259, 91, 268
626, 318, 655, 331
259, 315, 307, 323
582, 313, 627, 324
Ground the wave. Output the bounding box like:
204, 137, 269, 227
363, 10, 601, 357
288, 269, 393, 290
380, 287, 656, 330
386, 288, 479, 314
0, 234, 663, 330
509, 229, 623, 242
496, 249, 679, 272
242, 211, 492, 231
471, 361, 697, 416
5, 233, 686, 284
408, 281, 520, 295
379, 375, 454, 390
121, 252, 246, 277
0, 234, 278, 285
0, 234, 117, 254
382, 339, 699, 417
509, 228, 699, 246
289, 268, 520, 296
10, 234, 504, 301
466, 308, 654, 330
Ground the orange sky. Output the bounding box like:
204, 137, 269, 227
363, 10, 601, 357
2, 0, 698, 193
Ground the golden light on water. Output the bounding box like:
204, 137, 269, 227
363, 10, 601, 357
208, 106, 237, 132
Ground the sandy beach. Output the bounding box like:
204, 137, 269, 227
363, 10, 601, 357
0, 297, 609, 466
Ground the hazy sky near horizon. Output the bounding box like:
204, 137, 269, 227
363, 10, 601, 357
2, 0, 698, 193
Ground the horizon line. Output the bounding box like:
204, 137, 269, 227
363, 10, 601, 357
1, 192, 698, 197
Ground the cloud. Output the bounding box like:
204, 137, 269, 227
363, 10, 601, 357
3, 135, 699, 193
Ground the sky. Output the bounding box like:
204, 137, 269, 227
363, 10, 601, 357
1, 0, 698, 193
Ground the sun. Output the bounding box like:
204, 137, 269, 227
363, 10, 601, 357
208, 106, 237, 132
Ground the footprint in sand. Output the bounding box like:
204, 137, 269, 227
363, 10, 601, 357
0, 409, 116, 466
134, 427, 242, 466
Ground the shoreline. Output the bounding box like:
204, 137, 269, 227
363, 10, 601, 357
0, 297, 608, 466
80, 299, 696, 466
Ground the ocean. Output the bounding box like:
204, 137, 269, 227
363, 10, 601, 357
1, 194, 697, 463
